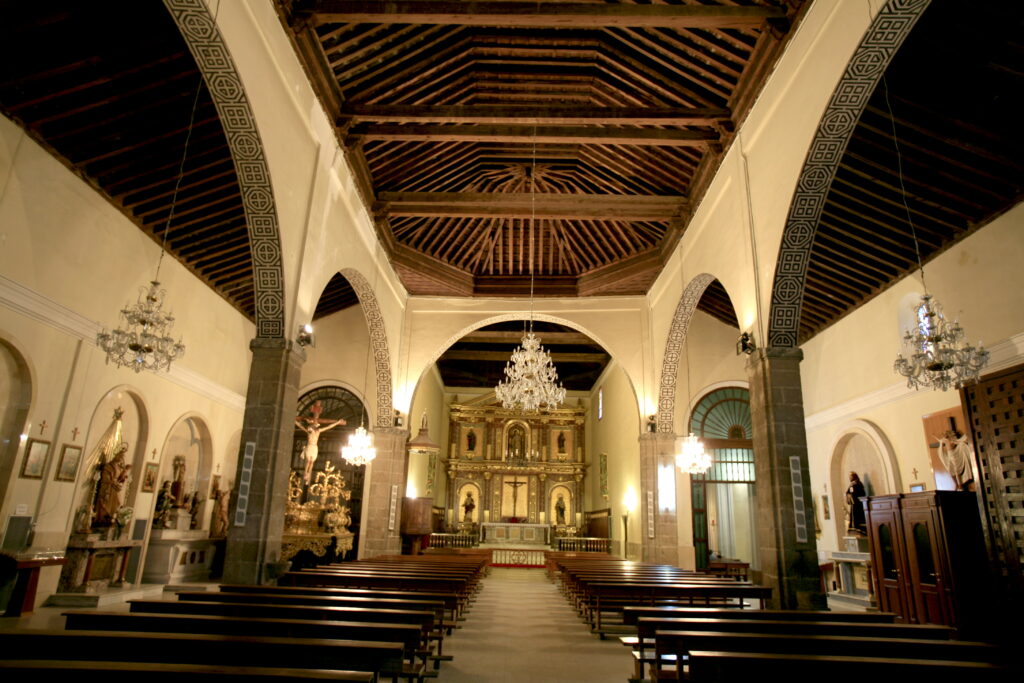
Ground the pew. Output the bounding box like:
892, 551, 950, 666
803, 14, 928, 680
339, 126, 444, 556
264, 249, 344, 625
0, 629, 402, 683
0, 660, 374, 682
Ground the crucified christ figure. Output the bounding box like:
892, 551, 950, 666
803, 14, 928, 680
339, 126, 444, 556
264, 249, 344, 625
296, 400, 346, 484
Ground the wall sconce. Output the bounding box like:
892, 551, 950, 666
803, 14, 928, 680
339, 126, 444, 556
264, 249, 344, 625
393, 410, 405, 428
736, 331, 756, 355
296, 323, 315, 348
646, 415, 656, 433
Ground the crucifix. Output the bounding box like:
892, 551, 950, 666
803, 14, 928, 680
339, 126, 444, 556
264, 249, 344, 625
38, 420, 48, 436
71, 426, 81, 441
295, 400, 346, 484
506, 476, 527, 519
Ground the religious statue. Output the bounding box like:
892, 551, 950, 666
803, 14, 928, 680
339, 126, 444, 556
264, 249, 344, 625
462, 491, 476, 522
170, 455, 187, 506
189, 491, 203, 530
935, 429, 975, 490
555, 493, 567, 525
508, 426, 525, 459
154, 481, 174, 528
210, 486, 230, 538
557, 432, 566, 454
296, 400, 346, 484
94, 443, 131, 527
845, 471, 867, 534
466, 428, 476, 452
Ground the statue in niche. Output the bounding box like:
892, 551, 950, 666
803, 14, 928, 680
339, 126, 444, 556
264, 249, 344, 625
94, 443, 131, 527
557, 432, 566, 454
466, 428, 476, 452
296, 400, 346, 484
462, 491, 476, 522
154, 481, 174, 528
508, 425, 525, 459
845, 471, 867, 534
935, 429, 974, 490
210, 485, 230, 538
170, 456, 187, 506
555, 494, 567, 525
189, 491, 203, 530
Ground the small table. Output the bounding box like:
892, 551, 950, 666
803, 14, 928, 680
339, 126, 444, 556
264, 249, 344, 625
5, 554, 66, 616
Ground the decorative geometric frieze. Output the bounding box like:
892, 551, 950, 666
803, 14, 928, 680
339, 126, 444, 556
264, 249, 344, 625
163, 0, 285, 339
341, 268, 394, 429
767, 0, 930, 348
657, 273, 716, 434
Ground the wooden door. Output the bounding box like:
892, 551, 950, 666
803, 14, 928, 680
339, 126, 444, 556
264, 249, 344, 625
866, 495, 912, 622
901, 494, 950, 626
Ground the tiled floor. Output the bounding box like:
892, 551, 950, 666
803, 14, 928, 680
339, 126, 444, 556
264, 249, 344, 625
442, 568, 632, 683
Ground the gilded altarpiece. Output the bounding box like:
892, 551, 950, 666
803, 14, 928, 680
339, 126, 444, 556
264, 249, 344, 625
446, 400, 587, 532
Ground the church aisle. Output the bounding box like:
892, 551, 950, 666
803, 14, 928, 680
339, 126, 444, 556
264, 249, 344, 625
442, 567, 632, 683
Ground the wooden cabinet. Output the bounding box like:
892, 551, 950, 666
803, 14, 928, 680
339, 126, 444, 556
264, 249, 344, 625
865, 491, 990, 634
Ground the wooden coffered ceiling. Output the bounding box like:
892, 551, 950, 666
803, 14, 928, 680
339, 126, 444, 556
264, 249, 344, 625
1, 1, 1020, 370
284, 0, 804, 315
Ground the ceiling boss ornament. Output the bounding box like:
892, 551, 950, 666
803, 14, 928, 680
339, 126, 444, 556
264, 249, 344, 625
495, 131, 565, 413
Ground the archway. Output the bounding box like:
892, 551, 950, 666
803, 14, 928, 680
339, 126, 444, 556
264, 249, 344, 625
338, 269, 394, 429
828, 420, 901, 540
657, 273, 717, 434
0, 336, 33, 547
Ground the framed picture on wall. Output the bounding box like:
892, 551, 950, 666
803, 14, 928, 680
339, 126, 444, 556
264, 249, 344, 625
141, 462, 159, 492
20, 438, 50, 479
909, 483, 926, 493
54, 443, 83, 482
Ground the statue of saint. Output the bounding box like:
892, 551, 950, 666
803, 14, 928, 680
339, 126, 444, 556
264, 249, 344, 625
154, 481, 174, 528
94, 443, 131, 527
557, 432, 566, 454
466, 428, 476, 452
462, 491, 476, 522
210, 486, 230, 538
935, 429, 974, 490
296, 402, 346, 484
170, 455, 187, 506
508, 426, 524, 459
555, 494, 567, 525
845, 471, 867, 534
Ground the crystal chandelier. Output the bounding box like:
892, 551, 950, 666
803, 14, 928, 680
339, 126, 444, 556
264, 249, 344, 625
676, 433, 712, 475
495, 131, 565, 413
882, 82, 988, 391
894, 294, 989, 391
96, 79, 200, 373
97, 281, 185, 372
341, 424, 377, 467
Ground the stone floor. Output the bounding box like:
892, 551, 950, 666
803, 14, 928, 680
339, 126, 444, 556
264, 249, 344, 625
442, 568, 632, 683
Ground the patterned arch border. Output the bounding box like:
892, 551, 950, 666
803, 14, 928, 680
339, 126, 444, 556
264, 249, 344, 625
164, 0, 286, 338
340, 269, 394, 429
656, 273, 716, 434
767, 0, 930, 348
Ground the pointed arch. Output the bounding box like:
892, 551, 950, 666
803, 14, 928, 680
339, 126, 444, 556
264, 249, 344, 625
657, 273, 716, 434
164, 0, 286, 338
767, 0, 930, 347
339, 268, 394, 429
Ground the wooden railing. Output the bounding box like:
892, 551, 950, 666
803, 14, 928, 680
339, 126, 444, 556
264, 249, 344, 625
553, 536, 611, 553
429, 532, 478, 549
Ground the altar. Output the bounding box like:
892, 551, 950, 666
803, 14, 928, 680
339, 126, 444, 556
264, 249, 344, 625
481, 522, 550, 545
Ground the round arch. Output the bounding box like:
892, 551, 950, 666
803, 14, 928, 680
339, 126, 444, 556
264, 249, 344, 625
827, 419, 902, 539
657, 272, 720, 434
0, 334, 34, 511
164, 0, 286, 339
767, 0, 930, 347
338, 268, 394, 429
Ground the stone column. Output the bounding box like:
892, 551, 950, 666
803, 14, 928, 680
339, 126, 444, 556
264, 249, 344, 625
360, 427, 410, 558
639, 432, 679, 565
223, 338, 304, 585
746, 347, 825, 609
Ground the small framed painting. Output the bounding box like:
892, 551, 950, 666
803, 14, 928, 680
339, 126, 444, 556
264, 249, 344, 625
55, 443, 83, 482
141, 462, 159, 492
21, 438, 50, 479
909, 483, 926, 493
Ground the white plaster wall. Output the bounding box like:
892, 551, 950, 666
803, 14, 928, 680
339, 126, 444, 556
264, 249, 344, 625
298, 305, 373, 418
589, 362, 641, 557
406, 365, 449, 502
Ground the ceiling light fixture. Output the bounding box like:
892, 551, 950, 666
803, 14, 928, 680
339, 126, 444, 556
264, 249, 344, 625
342, 249, 381, 467
675, 253, 711, 475
887, 79, 989, 391
495, 130, 565, 412
96, 83, 199, 373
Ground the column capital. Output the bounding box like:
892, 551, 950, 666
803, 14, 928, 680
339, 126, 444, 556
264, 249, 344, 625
750, 345, 804, 363
249, 336, 307, 362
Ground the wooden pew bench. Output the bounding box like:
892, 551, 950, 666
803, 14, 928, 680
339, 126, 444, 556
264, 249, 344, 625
0, 660, 374, 682
61, 611, 426, 682
685, 651, 1010, 682
0, 629, 401, 683
584, 583, 772, 633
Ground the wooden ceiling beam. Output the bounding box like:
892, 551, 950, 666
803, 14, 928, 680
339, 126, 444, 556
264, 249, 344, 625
340, 104, 730, 125
301, 2, 783, 29
377, 191, 685, 221
347, 123, 717, 147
